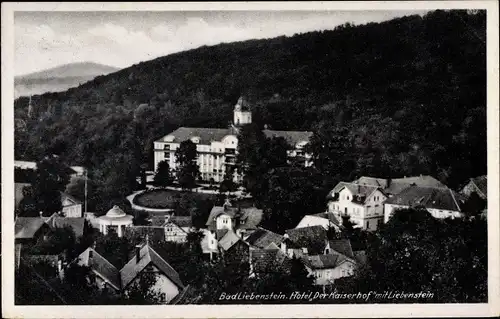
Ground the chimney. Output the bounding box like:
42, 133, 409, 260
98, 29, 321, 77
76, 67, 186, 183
39, 211, 43, 218
135, 245, 141, 263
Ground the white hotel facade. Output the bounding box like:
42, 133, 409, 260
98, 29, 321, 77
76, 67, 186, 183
153, 97, 313, 183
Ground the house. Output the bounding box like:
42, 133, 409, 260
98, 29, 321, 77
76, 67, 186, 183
352, 175, 446, 197
124, 226, 166, 244
43, 213, 86, 238
384, 185, 465, 222
326, 182, 387, 230
218, 230, 250, 264
200, 229, 219, 260
302, 254, 356, 286
72, 247, 121, 293
157, 216, 193, 243
120, 242, 186, 303
153, 97, 312, 183
205, 199, 264, 239
60, 192, 83, 218
284, 225, 329, 256
249, 248, 291, 278
15, 217, 53, 246
14, 160, 85, 178
295, 212, 341, 232
244, 227, 285, 249
218, 229, 242, 252
302, 239, 362, 286
14, 185, 83, 216
461, 175, 487, 200
15, 213, 86, 246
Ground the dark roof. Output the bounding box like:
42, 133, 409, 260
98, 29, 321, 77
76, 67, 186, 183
74, 248, 121, 290
216, 229, 229, 240
471, 175, 487, 198
120, 244, 184, 289
311, 212, 341, 226
329, 182, 381, 204
168, 216, 193, 228
15, 217, 47, 239
328, 239, 354, 259
385, 186, 462, 212
156, 127, 237, 144
206, 205, 239, 230
285, 225, 328, 255
250, 248, 289, 274
263, 129, 312, 146
245, 228, 284, 249
45, 215, 85, 237
124, 226, 166, 243
353, 175, 446, 195
150, 216, 169, 227
218, 230, 242, 251
302, 254, 351, 270
237, 207, 263, 230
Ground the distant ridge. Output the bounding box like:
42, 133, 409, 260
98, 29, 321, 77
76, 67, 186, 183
15, 62, 120, 97
16, 62, 120, 80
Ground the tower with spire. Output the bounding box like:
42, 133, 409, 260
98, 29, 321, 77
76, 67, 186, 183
233, 96, 252, 126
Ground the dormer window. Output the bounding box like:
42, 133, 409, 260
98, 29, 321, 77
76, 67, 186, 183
191, 137, 200, 144
164, 135, 175, 142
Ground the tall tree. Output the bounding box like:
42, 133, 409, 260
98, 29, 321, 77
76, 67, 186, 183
175, 140, 200, 189
29, 155, 71, 216
153, 160, 173, 186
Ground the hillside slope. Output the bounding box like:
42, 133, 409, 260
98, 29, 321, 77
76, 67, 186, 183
15, 62, 119, 97
14, 10, 486, 189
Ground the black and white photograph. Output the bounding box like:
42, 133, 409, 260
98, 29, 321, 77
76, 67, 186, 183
2, 1, 499, 318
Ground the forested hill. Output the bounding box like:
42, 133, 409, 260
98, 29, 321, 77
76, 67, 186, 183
15, 10, 486, 192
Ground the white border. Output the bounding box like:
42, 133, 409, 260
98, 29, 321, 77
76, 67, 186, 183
2, 1, 499, 318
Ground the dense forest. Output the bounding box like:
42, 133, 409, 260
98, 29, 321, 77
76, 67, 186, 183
14, 10, 486, 212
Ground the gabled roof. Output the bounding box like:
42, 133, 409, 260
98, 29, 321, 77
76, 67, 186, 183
250, 248, 289, 273
120, 244, 184, 289
124, 226, 166, 243
206, 205, 239, 230
216, 229, 229, 240
150, 216, 169, 227
74, 248, 121, 290
263, 129, 313, 146
156, 127, 236, 145
285, 225, 328, 255
303, 253, 353, 270
327, 239, 354, 259
385, 186, 462, 212
168, 216, 193, 228
470, 175, 487, 198
311, 212, 341, 227
245, 227, 284, 249
15, 217, 47, 239
218, 230, 241, 251
60, 192, 82, 205
44, 215, 85, 237
237, 207, 263, 230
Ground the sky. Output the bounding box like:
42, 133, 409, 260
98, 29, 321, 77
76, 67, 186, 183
14, 10, 430, 76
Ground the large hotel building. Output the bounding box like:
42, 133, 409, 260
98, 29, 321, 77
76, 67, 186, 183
153, 97, 312, 183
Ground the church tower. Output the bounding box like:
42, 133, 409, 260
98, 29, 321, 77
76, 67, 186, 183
233, 96, 252, 126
